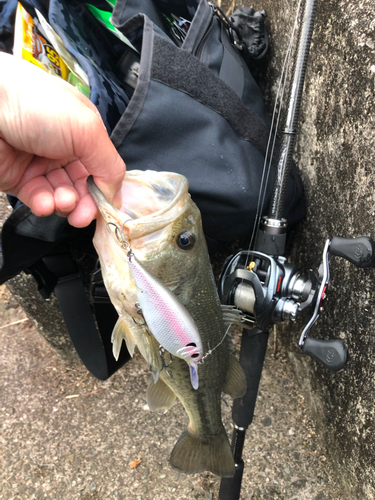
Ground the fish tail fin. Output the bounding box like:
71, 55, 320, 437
170, 426, 235, 478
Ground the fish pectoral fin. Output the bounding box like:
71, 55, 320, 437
170, 426, 235, 478
222, 354, 247, 399
174, 289, 190, 307
112, 317, 137, 360
146, 375, 176, 413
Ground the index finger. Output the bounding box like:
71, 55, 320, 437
63, 94, 126, 206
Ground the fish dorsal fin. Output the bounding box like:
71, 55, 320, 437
222, 354, 247, 399
112, 317, 137, 360
221, 304, 246, 327
146, 375, 176, 413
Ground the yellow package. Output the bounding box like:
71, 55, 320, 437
13, 2, 70, 79
13, 3, 90, 97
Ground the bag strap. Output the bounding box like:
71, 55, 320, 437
33, 253, 130, 380
0, 202, 129, 379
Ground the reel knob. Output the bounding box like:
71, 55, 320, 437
302, 337, 348, 371
330, 236, 375, 268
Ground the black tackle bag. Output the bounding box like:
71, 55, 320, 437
0, 0, 306, 379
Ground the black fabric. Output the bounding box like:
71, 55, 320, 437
230, 7, 269, 61
112, 0, 169, 32
152, 0, 199, 19
111, 10, 305, 245
111, 15, 154, 141
0, 0, 17, 52
0, 205, 68, 284
219, 22, 245, 98
151, 35, 270, 155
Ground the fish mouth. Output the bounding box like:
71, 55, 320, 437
121, 170, 190, 240
88, 171, 191, 241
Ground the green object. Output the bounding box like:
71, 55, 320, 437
86, 4, 115, 31
68, 72, 91, 98
85, 3, 138, 52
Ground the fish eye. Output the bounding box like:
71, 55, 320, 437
177, 231, 195, 250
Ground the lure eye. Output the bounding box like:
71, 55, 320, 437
186, 342, 200, 359
177, 231, 195, 250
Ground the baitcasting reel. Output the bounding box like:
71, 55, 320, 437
219, 222, 375, 372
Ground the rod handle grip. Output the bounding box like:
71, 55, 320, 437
219, 461, 244, 500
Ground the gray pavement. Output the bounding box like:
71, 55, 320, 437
0, 284, 343, 500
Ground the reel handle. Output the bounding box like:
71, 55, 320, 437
302, 337, 348, 371
330, 236, 375, 268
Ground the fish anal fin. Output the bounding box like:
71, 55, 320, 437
170, 426, 235, 478
222, 354, 247, 399
146, 376, 176, 413
150, 366, 161, 385
112, 317, 137, 360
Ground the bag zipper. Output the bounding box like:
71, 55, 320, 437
193, 3, 245, 59
192, 3, 215, 58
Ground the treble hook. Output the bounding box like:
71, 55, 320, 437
132, 316, 147, 327
132, 302, 147, 327
159, 346, 173, 377
106, 221, 132, 253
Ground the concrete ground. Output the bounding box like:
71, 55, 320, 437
0, 282, 343, 500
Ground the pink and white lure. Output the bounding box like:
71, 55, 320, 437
127, 250, 203, 390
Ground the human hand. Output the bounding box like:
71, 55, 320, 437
0, 52, 125, 227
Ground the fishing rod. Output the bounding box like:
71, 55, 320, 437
217, 0, 375, 497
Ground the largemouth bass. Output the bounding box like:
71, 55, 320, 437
88, 170, 246, 477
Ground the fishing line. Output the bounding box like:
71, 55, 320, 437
248, 0, 302, 252
198, 324, 231, 364
248, 0, 304, 256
